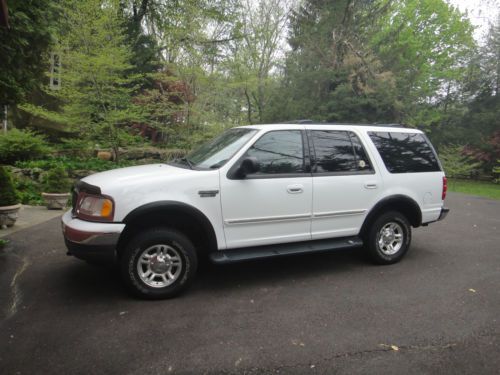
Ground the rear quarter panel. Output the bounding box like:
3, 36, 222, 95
358, 129, 444, 224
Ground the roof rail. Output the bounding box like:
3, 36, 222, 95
282, 121, 406, 128
283, 119, 314, 124
372, 123, 406, 128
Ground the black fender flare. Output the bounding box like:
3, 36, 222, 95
360, 195, 422, 236
122, 201, 218, 251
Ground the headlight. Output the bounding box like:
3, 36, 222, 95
76, 193, 115, 222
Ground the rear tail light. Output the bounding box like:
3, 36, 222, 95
442, 176, 447, 200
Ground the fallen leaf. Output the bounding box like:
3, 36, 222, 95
292, 339, 305, 347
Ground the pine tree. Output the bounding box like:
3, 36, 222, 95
56, 0, 142, 159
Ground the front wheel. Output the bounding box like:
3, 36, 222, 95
119, 228, 198, 299
365, 211, 411, 264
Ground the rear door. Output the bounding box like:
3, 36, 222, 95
308, 129, 382, 240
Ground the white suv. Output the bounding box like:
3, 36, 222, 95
62, 123, 449, 299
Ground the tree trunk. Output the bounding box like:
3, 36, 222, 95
244, 88, 253, 124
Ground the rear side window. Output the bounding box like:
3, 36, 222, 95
369, 132, 441, 173
310, 130, 373, 173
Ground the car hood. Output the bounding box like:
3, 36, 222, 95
81, 163, 192, 193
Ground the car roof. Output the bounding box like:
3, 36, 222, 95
236, 122, 423, 133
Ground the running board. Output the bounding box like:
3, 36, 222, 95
210, 236, 363, 264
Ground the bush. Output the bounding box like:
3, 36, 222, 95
13, 176, 44, 205
43, 166, 72, 193
0, 129, 52, 164
15, 156, 137, 176
0, 166, 19, 206
56, 138, 94, 158
439, 145, 482, 179
493, 160, 500, 184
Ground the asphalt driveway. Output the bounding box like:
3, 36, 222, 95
0, 192, 499, 374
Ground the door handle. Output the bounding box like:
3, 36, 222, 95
287, 184, 303, 194
364, 182, 378, 189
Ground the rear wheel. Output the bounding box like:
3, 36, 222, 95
365, 211, 411, 264
119, 228, 198, 299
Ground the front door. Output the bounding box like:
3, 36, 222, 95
220, 130, 313, 249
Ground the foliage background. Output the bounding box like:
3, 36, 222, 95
0, 0, 499, 202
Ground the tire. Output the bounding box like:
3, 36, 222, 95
119, 228, 198, 299
365, 211, 411, 265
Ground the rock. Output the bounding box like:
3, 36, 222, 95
97, 151, 113, 161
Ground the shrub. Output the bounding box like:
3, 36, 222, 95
15, 156, 137, 176
0, 129, 52, 164
43, 166, 72, 193
493, 160, 500, 184
439, 145, 482, 179
13, 176, 44, 205
0, 166, 19, 206
56, 138, 94, 158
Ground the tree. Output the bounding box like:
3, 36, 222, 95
439, 145, 481, 182
56, 0, 142, 159
370, 0, 475, 126
227, 0, 291, 124
0, 0, 59, 106
131, 0, 241, 134
438, 14, 500, 172
133, 69, 193, 145
479, 13, 500, 96
274, 0, 398, 123
120, 0, 162, 78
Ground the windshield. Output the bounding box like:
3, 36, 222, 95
185, 128, 258, 170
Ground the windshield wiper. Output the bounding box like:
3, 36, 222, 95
179, 157, 194, 169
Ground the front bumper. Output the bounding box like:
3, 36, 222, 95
61, 210, 125, 262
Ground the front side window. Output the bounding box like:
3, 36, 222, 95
185, 128, 258, 169
369, 131, 441, 173
243, 130, 306, 174
310, 130, 373, 173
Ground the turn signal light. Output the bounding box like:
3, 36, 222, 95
76, 194, 115, 222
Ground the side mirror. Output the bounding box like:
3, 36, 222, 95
237, 157, 260, 178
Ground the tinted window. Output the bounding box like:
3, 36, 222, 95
350, 133, 372, 171
310, 130, 372, 173
244, 130, 305, 174
369, 132, 441, 173
187, 128, 257, 169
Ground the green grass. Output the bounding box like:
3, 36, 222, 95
448, 179, 500, 200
